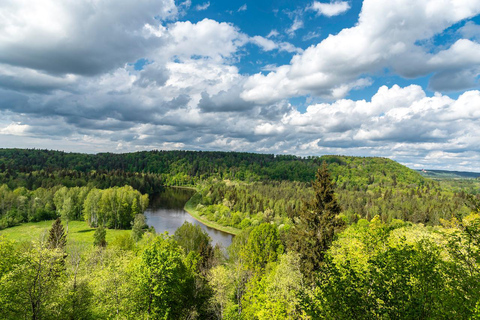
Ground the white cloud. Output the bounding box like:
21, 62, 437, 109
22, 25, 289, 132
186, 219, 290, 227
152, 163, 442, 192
267, 30, 280, 38
0, 122, 30, 136
303, 31, 322, 41
195, 2, 210, 11
286, 17, 304, 37
459, 21, 480, 40
241, 0, 480, 103
0, 0, 177, 75
250, 36, 278, 51
311, 1, 351, 17
164, 19, 248, 63
3, 80, 480, 170
238, 4, 247, 12
250, 36, 303, 53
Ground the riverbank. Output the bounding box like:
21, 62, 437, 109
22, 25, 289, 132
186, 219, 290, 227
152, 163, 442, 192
184, 194, 241, 236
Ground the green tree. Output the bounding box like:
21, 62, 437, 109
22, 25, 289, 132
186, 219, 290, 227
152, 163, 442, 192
288, 162, 345, 280
368, 240, 444, 319
242, 252, 305, 319
47, 218, 67, 250
442, 213, 480, 317
0, 243, 66, 319
137, 234, 194, 319
209, 265, 235, 319
93, 225, 107, 248
131, 214, 147, 242
89, 249, 138, 318
174, 221, 214, 273
241, 223, 283, 272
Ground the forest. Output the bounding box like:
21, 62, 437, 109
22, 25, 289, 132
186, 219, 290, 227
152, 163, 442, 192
0, 148, 480, 319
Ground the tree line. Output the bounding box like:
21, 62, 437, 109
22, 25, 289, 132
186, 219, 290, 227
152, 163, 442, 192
0, 184, 148, 230
193, 177, 472, 230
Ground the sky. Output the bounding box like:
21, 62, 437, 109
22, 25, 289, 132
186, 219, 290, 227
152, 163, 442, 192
1, 0, 480, 171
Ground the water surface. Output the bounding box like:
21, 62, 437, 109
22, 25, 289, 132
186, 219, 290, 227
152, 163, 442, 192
144, 187, 233, 248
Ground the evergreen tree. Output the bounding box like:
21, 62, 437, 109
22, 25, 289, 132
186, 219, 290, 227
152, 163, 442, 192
93, 225, 107, 247
288, 162, 345, 281
47, 218, 67, 250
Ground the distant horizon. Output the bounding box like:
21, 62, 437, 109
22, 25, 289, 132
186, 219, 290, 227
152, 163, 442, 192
1, 0, 479, 171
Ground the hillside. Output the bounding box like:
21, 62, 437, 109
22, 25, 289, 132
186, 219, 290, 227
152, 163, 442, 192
0, 149, 427, 188
0, 149, 471, 229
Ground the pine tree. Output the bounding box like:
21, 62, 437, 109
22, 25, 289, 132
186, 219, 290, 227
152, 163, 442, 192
47, 218, 67, 250
94, 225, 107, 247
288, 162, 345, 281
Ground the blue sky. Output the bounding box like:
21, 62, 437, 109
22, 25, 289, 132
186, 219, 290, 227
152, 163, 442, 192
0, 0, 480, 171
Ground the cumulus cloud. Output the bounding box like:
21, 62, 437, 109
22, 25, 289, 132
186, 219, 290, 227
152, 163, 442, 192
311, 1, 351, 17
164, 19, 248, 63
242, 0, 480, 103
3, 75, 480, 170
0, 0, 177, 76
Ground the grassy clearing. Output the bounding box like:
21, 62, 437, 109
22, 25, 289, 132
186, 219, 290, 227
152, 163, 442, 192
0, 220, 132, 250
184, 195, 240, 236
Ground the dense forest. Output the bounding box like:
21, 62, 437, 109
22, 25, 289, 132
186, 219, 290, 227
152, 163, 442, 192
1, 148, 480, 319
1, 148, 477, 230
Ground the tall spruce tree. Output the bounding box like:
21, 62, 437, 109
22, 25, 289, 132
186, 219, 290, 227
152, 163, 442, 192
288, 162, 345, 281
47, 218, 67, 250
93, 225, 107, 248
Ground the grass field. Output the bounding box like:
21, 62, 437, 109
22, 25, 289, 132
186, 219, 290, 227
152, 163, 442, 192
0, 220, 132, 250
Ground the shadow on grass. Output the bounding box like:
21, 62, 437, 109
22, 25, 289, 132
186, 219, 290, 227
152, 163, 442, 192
77, 229, 95, 233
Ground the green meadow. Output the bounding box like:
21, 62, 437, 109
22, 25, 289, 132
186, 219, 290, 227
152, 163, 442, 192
0, 220, 131, 250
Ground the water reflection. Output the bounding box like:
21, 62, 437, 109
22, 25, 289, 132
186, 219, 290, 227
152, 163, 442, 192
144, 188, 233, 248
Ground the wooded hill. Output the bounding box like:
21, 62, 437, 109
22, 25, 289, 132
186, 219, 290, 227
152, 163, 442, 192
0, 148, 426, 187
0, 149, 476, 229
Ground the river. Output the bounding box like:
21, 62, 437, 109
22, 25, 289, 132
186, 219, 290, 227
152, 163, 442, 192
144, 187, 233, 248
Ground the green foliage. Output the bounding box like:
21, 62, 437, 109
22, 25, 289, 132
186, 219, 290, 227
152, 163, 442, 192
84, 186, 148, 229
47, 218, 67, 250
241, 223, 283, 272
242, 252, 306, 319
131, 214, 147, 242
0, 183, 148, 231
174, 221, 214, 275
111, 233, 135, 251
88, 249, 139, 318
289, 163, 345, 281
93, 225, 107, 248
137, 234, 194, 319
368, 240, 444, 319
3, 148, 480, 318
174, 221, 211, 255
304, 216, 480, 319
440, 213, 480, 317
0, 242, 67, 319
